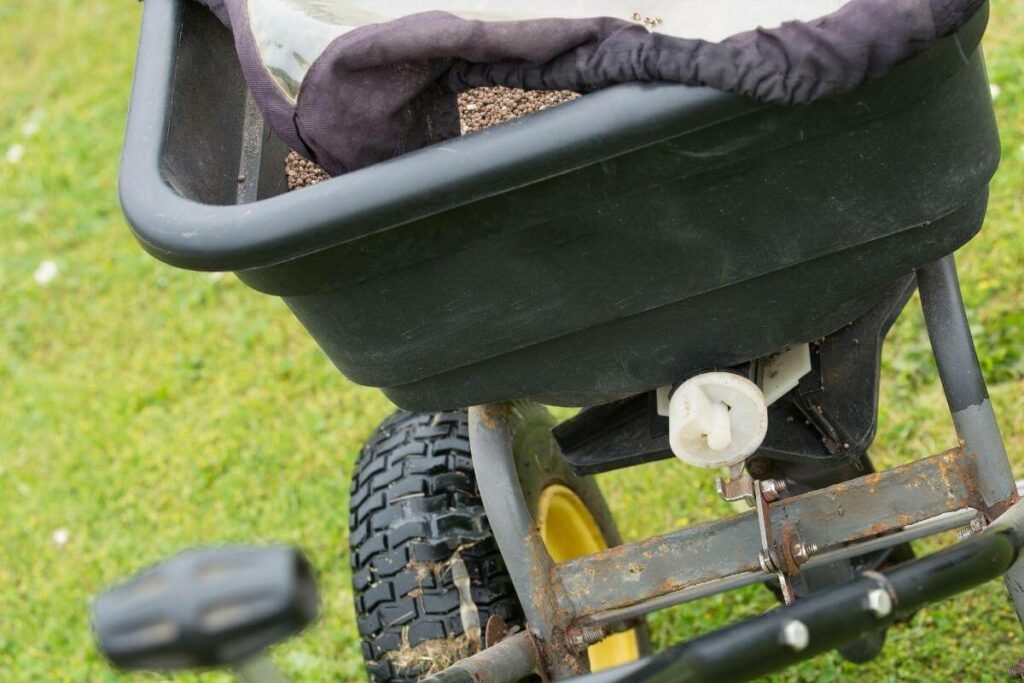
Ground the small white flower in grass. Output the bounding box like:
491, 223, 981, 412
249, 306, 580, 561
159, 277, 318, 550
52, 527, 70, 548
5, 144, 25, 163
285, 649, 320, 672
990, 83, 1001, 99
34, 260, 59, 285
21, 114, 43, 137
207, 271, 226, 282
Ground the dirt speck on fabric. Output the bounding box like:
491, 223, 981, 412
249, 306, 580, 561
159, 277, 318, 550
285, 87, 581, 189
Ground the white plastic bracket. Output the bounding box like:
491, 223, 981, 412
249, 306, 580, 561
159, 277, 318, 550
756, 343, 812, 406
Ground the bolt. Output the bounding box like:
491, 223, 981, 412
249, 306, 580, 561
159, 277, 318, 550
791, 542, 819, 565
955, 515, 987, 541
780, 620, 809, 652
747, 457, 772, 478
760, 479, 788, 503
567, 625, 606, 651
866, 588, 893, 618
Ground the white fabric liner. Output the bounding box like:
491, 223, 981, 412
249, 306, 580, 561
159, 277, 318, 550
248, 0, 850, 102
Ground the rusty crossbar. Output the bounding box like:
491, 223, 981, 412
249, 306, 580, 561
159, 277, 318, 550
557, 448, 982, 620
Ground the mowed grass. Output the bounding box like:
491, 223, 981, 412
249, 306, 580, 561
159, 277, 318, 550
1, 1, 1023, 681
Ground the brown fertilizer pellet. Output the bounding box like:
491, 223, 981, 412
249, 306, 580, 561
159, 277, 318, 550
458, 86, 579, 135
284, 150, 332, 190
285, 87, 581, 190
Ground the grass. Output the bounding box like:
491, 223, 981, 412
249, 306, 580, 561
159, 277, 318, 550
0, 1, 1022, 681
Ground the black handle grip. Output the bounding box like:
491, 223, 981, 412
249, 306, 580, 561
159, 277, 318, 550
92, 545, 319, 671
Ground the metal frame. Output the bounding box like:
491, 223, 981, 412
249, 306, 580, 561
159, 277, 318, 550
576, 498, 1024, 683
441, 254, 1022, 682
916, 256, 1024, 619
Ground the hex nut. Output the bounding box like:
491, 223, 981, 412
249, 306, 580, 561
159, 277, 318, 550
780, 620, 810, 652
866, 588, 893, 618
760, 479, 788, 503
791, 541, 819, 565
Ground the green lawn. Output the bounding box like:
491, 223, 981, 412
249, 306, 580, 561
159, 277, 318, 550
1, 1, 1023, 681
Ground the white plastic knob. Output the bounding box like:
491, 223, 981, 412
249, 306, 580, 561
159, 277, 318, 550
668, 372, 769, 468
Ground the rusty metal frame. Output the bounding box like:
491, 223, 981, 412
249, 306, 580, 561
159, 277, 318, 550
462, 255, 1021, 682
469, 404, 589, 678
567, 497, 1024, 683
468, 405, 1002, 681
557, 448, 983, 620
472, 414, 988, 620
428, 496, 1024, 683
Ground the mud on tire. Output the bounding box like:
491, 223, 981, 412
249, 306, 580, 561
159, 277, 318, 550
349, 410, 523, 682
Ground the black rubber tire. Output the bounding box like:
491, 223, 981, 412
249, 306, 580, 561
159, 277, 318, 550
349, 409, 523, 683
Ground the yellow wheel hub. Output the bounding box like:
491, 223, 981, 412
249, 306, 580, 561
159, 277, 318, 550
535, 484, 640, 672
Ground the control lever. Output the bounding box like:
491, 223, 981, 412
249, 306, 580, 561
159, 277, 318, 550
91, 545, 319, 682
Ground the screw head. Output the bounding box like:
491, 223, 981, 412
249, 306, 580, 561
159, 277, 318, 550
866, 588, 893, 618
780, 620, 810, 652
747, 457, 772, 478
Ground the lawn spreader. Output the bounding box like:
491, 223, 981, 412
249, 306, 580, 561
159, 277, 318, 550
93, 1, 1024, 681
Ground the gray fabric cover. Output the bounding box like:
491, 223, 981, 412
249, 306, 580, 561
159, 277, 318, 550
200, 0, 984, 175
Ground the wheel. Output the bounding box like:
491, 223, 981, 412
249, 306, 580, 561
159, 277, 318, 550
349, 405, 641, 682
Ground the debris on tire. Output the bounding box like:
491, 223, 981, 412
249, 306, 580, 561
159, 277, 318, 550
385, 631, 480, 679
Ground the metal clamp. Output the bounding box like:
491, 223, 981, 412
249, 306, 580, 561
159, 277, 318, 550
716, 463, 787, 507
753, 480, 796, 603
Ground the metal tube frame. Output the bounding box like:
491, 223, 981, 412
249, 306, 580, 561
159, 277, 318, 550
469, 404, 588, 677
464, 253, 1020, 681
916, 255, 1024, 624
